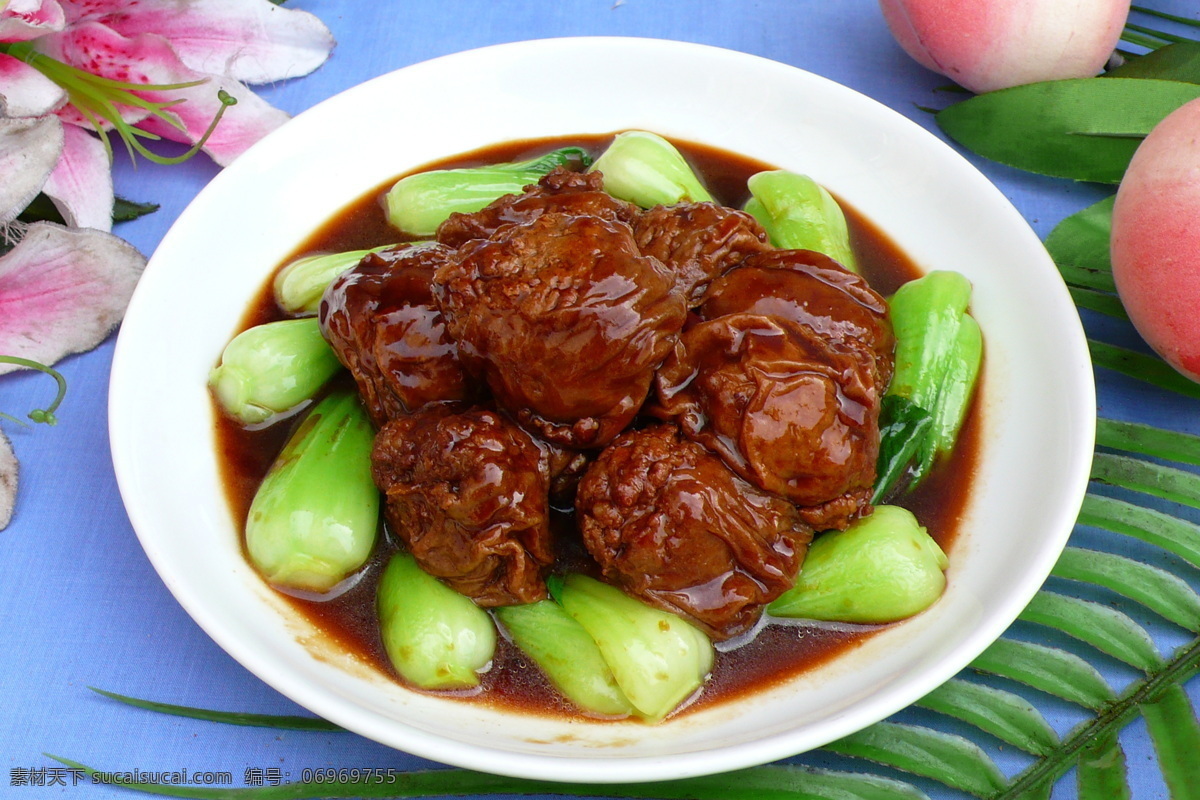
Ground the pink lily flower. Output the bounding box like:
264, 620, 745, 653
0, 0, 335, 528
0, 110, 147, 529
0, 0, 335, 228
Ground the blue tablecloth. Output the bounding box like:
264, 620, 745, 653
3, 1, 1198, 798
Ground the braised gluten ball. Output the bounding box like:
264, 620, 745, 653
319, 242, 475, 426
433, 210, 687, 449
576, 423, 812, 640
371, 406, 555, 606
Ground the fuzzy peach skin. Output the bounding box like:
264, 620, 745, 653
1111, 98, 1200, 383
878, 0, 1129, 93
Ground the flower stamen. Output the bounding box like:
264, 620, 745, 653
0, 41, 238, 166
0, 357, 67, 427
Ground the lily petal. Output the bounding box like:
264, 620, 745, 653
73, 0, 336, 84
0, 221, 144, 374
0, 428, 15, 531
0, 52, 67, 115
0, 0, 65, 42
0, 113, 63, 224
42, 122, 113, 230
39, 21, 289, 166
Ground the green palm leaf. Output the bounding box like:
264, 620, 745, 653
822, 723, 1007, 797
1069, 286, 1129, 319
1091, 451, 1200, 508
1052, 547, 1200, 631
1142, 686, 1200, 800
969, 639, 1115, 710
1095, 418, 1200, 465
1089, 339, 1200, 399
1077, 493, 1200, 567
1078, 731, 1130, 800
1018, 591, 1162, 672
916, 679, 1059, 755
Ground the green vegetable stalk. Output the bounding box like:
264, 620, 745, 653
768, 505, 948, 623
587, 130, 713, 208
208, 318, 343, 425
385, 146, 591, 237
377, 552, 496, 690
921, 313, 983, 473
495, 600, 635, 717
245, 389, 378, 593
555, 574, 713, 721
743, 170, 858, 271
875, 270, 982, 497
273, 246, 395, 316
888, 270, 973, 410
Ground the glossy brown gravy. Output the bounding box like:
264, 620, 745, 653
214, 134, 981, 719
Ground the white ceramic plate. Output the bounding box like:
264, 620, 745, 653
109, 37, 1095, 783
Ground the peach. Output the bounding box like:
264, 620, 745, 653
1111, 97, 1200, 383
878, 0, 1130, 93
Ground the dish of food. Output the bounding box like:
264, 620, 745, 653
209, 131, 977, 723
108, 38, 1095, 782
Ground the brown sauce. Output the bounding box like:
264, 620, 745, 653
213, 134, 982, 719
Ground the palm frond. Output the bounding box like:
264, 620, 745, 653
822, 723, 1007, 797
1142, 686, 1200, 799
817, 430, 1200, 800
1077, 730, 1130, 800
1018, 591, 1163, 672
915, 679, 1059, 756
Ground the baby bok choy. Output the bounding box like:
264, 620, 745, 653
743, 170, 858, 272
555, 574, 713, 721
245, 389, 378, 593
208, 318, 343, 425
926, 314, 982, 464
377, 552, 496, 690
385, 146, 591, 237
768, 505, 948, 623
495, 600, 634, 717
874, 270, 982, 500
587, 130, 713, 208
273, 245, 396, 315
